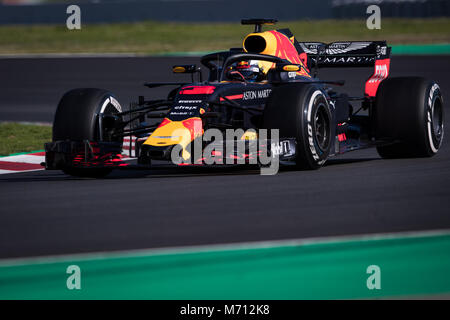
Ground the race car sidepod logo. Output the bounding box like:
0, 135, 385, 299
243, 89, 272, 100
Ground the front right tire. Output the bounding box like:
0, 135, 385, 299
263, 83, 332, 170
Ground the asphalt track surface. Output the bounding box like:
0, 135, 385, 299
0, 56, 450, 259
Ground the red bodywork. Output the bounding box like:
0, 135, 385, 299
365, 58, 391, 97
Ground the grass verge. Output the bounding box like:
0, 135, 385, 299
0, 18, 449, 54
0, 123, 51, 156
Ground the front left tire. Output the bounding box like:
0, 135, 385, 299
53, 88, 123, 177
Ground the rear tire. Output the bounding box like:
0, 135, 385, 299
53, 88, 123, 178
263, 83, 332, 170
375, 77, 444, 158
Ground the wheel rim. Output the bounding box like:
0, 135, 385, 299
432, 97, 444, 142
100, 102, 122, 143
314, 104, 330, 151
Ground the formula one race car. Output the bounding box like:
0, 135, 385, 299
44, 19, 444, 177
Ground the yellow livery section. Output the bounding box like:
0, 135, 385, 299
243, 30, 310, 78
144, 117, 203, 160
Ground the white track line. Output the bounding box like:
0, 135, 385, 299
0, 154, 45, 164
1, 140, 137, 175
0, 169, 15, 174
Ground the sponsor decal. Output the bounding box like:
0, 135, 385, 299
307, 123, 319, 161
365, 58, 390, 97
322, 56, 375, 64
299, 42, 322, 54
178, 100, 203, 104
242, 89, 272, 100
368, 64, 388, 84
328, 100, 336, 111
300, 42, 371, 55
376, 45, 387, 58
326, 42, 372, 54
271, 140, 292, 157
308, 56, 375, 66
169, 103, 202, 118
172, 105, 198, 110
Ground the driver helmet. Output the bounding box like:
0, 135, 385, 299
228, 60, 265, 82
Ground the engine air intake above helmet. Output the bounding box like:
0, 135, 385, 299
243, 35, 267, 53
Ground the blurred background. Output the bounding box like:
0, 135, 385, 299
0, 0, 449, 24
0, 0, 448, 56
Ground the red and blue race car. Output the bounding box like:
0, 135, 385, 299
44, 19, 444, 177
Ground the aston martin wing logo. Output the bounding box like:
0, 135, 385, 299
299, 42, 372, 55
325, 42, 372, 54
299, 42, 323, 54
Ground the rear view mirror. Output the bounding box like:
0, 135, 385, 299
172, 64, 202, 82
172, 64, 198, 74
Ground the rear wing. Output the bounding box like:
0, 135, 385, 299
297, 41, 391, 97
298, 41, 391, 68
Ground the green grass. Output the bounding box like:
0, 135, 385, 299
0, 19, 449, 54
0, 123, 51, 156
